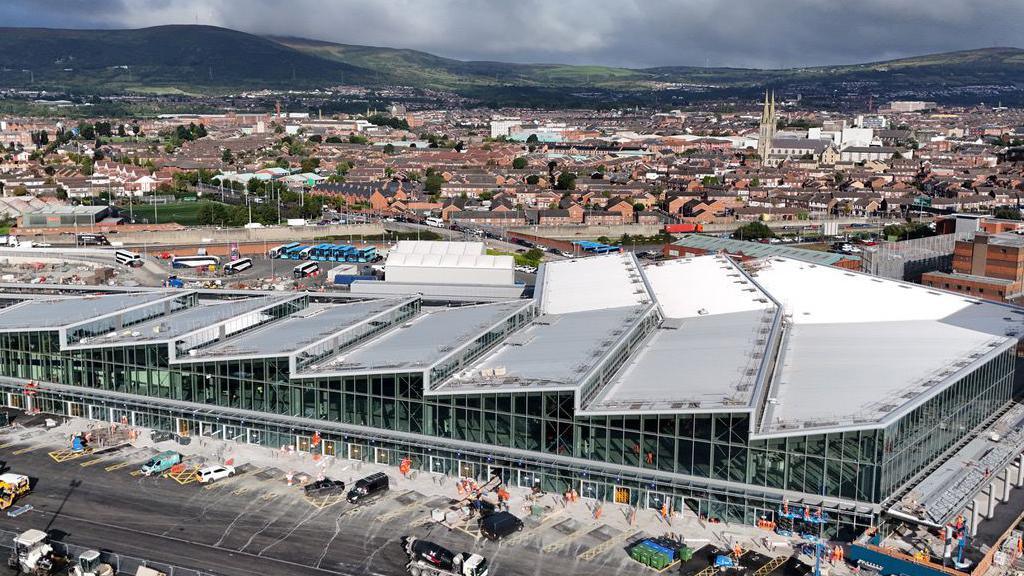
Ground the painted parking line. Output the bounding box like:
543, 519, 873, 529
11, 446, 41, 455
104, 461, 133, 472
0, 442, 15, 449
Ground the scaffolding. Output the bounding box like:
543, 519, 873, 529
861, 232, 972, 281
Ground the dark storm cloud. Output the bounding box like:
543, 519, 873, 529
1, 0, 1022, 68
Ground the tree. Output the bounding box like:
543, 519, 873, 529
221, 148, 234, 163
732, 221, 775, 240
512, 156, 528, 170
383, 143, 396, 155
425, 172, 445, 195
77, 123, 95, 141
633, 202, 646, 213
300, 157, 320, 173
348, 134, 369, 145
526, 134, 539, 143
994, 206, 1022, 221
526, 174, 540, 186
555, 172, 576, 191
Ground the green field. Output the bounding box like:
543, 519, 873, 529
127, 201, 223, 225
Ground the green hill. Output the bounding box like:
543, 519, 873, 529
0, 25, 372, 93
1, 25, 1022, 104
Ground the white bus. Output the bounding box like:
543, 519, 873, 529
268, 242, 300, 258
223, 257, 253, 275
114, 249, 143, 268
171, 255, 221, 269
425, 217, 445, 228
293, 261, 319, 279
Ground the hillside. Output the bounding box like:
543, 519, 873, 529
0, 25, 372, 93
0, 25, 1023, 104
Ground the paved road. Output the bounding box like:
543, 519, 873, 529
0, 432, 651, 576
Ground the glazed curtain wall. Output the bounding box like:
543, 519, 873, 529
0, 332, 1012, 506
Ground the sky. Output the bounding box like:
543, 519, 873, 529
2, 0, 1022, 69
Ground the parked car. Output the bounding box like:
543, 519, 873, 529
304, 478, 346, 498
346, 472, 389, 504
140, 450, 181, 476
197, 464, 235, 483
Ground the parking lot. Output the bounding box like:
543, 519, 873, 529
0, 418, 812, 576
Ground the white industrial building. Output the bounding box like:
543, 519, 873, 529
350, 241, 520, 300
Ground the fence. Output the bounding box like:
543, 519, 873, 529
0, 527, 218, 576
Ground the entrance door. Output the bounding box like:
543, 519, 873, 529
67, 402, 84, 417
430, 456, 449, 475
517, 469, 539, 489
297, 436, 311, 453
322, 440, 336, 457
459, 461, 478, 479
8, 394, 23, 409
347, 443, 364, 461
613, 486, 631, 504
375, 448, 390, 465
177, 418, 191, 437
580, 480, 604, 501
646, 491, 670, 510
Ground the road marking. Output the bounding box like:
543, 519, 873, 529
105, 461, 133, 472
0, 442, 14, 449
231, 487, 249, 496
11, 446, 41, 455
80, 457, 109, 467
577, 529, 641, 562
129, 470, 144, 477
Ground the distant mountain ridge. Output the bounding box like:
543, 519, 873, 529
1, 25, 1023, 104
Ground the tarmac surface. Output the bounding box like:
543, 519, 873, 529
0, 424, 738, 576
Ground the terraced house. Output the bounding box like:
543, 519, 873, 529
0, 253, 1021, 537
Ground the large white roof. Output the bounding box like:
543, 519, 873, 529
540, 252, 649, 314
644, 255, 772, 318
392, 240, 485, 256
385, 252, 514, 270
752, 258, 1024, 436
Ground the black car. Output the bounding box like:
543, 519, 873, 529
346, 472, 389, 503
479, 511, 523, 541
304, 478, 346, 498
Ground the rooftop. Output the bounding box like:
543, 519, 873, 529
752, 258, 1023, 436
539, 252, 649, 314
308, 300, 532, 375
187, 298, 407, 359
0, 292, 173, 331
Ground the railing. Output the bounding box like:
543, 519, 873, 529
0, 528, 218, 576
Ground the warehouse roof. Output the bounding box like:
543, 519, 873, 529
752, 258, 1023, 436
671, 234, 859, 266
309, 300, 532, 374
539, 252, 649, 314
586, 256, 779, 414
187, 298, 408, 359
391, 240, 485, 256
0, 291, 173, 331
385, 252, 514, 270
68, 295, 297, 346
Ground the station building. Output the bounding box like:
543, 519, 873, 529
0, 253, 1022, 537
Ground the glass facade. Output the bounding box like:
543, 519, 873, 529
0, 324, 1014, 536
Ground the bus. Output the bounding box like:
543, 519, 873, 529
350, 247, 377, 263
114, 249, 143, 268
283, 245, 310, 260
293, 261, 319, 278
171, 255, 221, 269
223, 257, 253, 275
268, 242, 300, 258
425, 217, 445, 228
77, 233, 110, 246
309, 243, 337, 261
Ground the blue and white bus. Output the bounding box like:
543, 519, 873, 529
172, 255, 221, 269
268, 242, 299, 258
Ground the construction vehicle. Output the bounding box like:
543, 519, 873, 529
401, 536, 488, 576
0, 473, 31, 510
70, 550, 113, 576
8, 529, 58, 575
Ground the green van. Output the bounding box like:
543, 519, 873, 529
140, 450, 181, 476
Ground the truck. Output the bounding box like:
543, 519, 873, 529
0, 473, 31, 510
8, 529, 58, 575
401, 536, 488, 576
70, 550, 113, 576
664, 223, 704, 234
